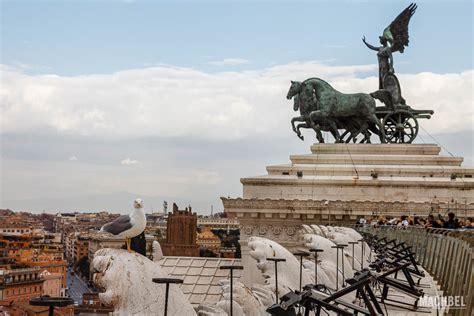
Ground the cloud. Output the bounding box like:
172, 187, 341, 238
120, 158, 139, 165
207, 58, 250, 66
69, 156, 78, 161
3, 62, 52, 74
0, 62, 472, 142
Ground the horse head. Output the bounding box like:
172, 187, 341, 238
287, 80, 302, 100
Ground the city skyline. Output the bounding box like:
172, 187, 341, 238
1, 1, 473, 213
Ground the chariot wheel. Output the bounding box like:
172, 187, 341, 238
382, 110, 418, 143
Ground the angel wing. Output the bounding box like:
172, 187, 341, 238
383, 3, 417, 53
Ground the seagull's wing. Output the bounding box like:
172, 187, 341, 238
101, 215, 132, 235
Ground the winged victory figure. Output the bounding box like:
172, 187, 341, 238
362, 3, 417, 89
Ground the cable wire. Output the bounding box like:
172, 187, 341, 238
420, 126, 455, 157
345, 143, 359, 179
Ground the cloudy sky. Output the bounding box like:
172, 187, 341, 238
1, 1, 472, 214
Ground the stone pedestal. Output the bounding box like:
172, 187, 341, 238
222, 143, 474, 286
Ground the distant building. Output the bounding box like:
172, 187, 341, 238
197, 217, 239, 230
53, 213, 78, 233
74, 292, 114, 315
73, 236, 90, 264
7, 249, 68, 288
0, 237, 31, 258
40, 270, 64, 297
0, 224, 32, 237
0, 267, 43, 301
161, 203, 199, 257
196, 227, 221, 255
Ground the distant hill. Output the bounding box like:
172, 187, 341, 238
0, 209, 14, 216
1, 191, 221, 215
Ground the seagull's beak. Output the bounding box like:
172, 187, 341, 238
134, 200, 143, 209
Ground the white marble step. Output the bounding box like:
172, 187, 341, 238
310, 143, 441, 155
266, 163, 474, 178
241, 174, 474, 188
290, 154, 463, 166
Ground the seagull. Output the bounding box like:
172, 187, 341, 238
100, 198, 146, 252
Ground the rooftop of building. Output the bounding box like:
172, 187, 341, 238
158, 256, 241, 307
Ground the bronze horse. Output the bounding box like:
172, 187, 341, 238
287, 78, 385, 143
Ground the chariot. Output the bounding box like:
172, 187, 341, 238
372, 73, 434, 144
288, 3, 434, 144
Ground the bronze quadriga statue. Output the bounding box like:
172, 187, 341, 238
288, 3, 434, 144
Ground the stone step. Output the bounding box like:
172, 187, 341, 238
310, 143, 441, 155
267, 164, 474, 179
241, 175, 474, 203
289, 154, 463, 166
241, 175, 474, 189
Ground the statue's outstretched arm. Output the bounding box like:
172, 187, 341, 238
362, 36, 379, 51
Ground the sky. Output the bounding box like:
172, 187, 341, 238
1, 0, 473, 214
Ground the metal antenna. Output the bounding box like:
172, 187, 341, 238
267, 258, 286, 304
219, 265, 244, 316
358, 238, 365, 269
293, 251, 310, 292
349, 241, 358, 270
152, 278, 184, 316
309, 248, 324, 285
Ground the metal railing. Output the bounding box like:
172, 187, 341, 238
357, 226, 473, 316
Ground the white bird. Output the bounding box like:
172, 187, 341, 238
100, 198, 146, 252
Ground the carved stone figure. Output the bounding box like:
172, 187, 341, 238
92, 248, 196, 316
247, 228, 364, 303
248, 236, 313, 294
301, 225, 370, 269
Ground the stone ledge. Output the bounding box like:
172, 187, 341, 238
240, 175, 474, 188
222, 197, 474, 219
222, 197, 473, 209
290, 154, 464, 166
266, 164, 474, 178
310, 143, 441, 155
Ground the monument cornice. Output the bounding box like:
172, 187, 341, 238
221, 197, 468, 210
222, 197, 474, 221
240, 177, 474, 189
